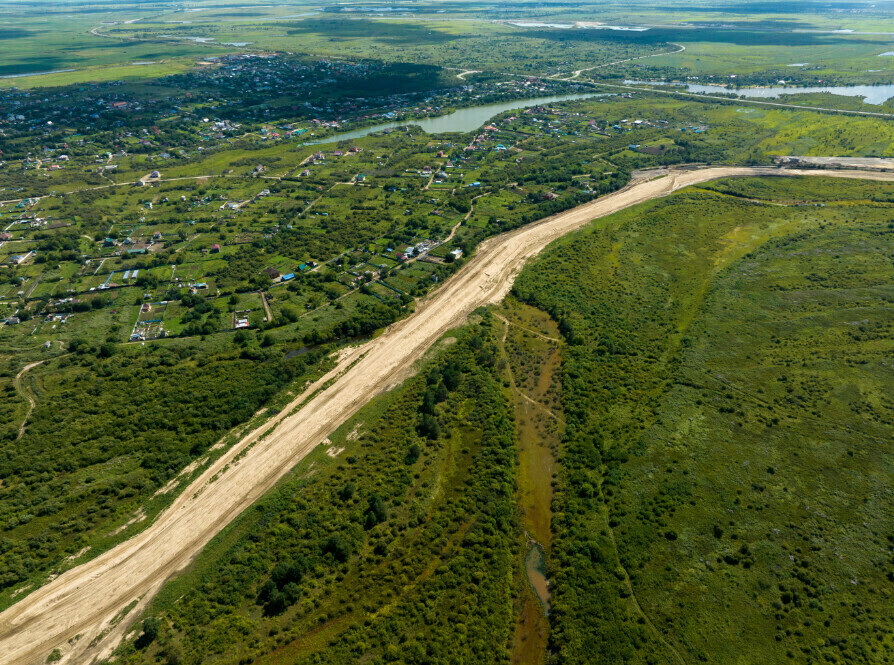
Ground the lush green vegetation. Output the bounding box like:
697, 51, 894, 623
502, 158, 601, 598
111, 320, 524, 665
5, 75, 894, 619
102, 175, 894, 665
513, 176, 894, 663
2, 6, 894, 661
0, 333, 329, 607
3, 0, 893, 88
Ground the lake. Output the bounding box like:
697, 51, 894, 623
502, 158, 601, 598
304, 92, 610, 145
624, 80, 894, 105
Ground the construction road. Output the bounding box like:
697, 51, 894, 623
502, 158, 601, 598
2, 165, 894, 665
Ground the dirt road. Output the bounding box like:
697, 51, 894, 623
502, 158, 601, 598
13, 360, 46, 440
557, 43, 685, 81
3, 166, 894, 665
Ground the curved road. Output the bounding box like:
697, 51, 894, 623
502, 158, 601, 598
2, 166, 894, 665
557, 43, 686, 81
13, 360, 45, 440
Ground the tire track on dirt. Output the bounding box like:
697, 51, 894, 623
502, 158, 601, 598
13, 360, 45, 440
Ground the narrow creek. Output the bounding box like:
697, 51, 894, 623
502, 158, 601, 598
525, 542, 550, 614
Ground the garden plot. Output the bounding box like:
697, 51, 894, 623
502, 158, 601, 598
131, 301, 169, 341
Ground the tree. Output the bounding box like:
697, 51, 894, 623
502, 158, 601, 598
365, 493, 387, 529
259, 559, 307, 615
442, 364, 461, 391
418, 413, 439, 440
338, 482, 356, 501
135, 617, 160, 649
421, 388, 436, 415
322, 534, 351, 562
271, 561, 304, 588
253, 273, 272, 290
404, 443, 421, 465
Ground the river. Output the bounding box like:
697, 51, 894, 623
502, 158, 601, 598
1, 69, 76, 79
303, 92, 611, 145
624, 80, 894, 105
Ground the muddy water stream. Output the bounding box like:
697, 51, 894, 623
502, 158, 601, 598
525, 542, 550, 614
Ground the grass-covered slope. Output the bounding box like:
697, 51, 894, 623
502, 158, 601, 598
513, 176, 894, 664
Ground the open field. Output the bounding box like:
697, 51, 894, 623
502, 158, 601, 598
1, 0, 892, 88
515, 173, 894, 664
0, 165, 892, 664
0, 9, 217, 80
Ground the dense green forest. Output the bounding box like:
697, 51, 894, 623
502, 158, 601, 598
513, 177, 894, 664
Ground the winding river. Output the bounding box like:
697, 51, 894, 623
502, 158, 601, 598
304, 92, 611, 144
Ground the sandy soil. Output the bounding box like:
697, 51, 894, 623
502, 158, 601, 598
2, 166, 893, 665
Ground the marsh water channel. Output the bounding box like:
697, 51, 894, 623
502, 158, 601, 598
624, 80, 894, 105
304, 92, 611, 144
525, 542, 551, 613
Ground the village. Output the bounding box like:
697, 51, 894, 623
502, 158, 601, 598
0, 79, 714, 350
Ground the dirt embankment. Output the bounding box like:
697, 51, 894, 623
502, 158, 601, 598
2, 166, 893, 665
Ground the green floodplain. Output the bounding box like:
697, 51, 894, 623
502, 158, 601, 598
0, 1, 892, 663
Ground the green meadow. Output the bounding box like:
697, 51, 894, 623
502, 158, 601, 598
513, 176, 894, 664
